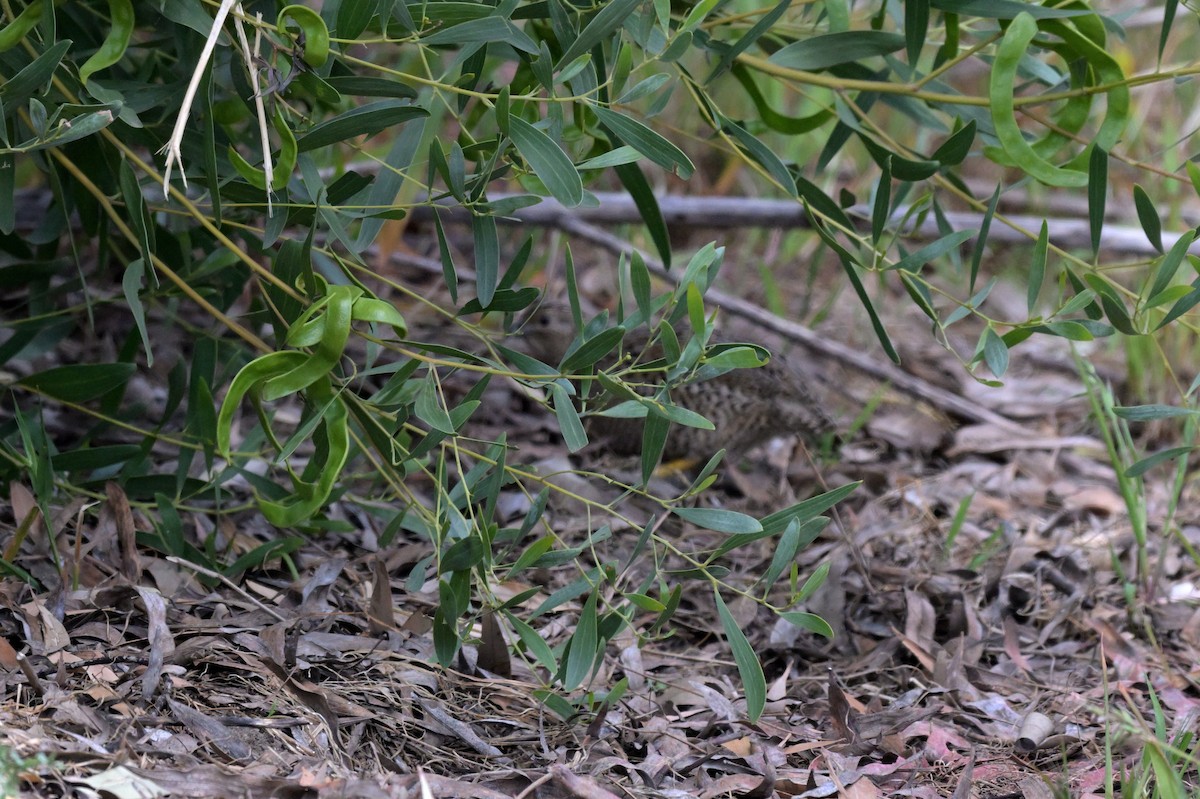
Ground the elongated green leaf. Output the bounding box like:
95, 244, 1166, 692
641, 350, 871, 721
1126, 446, 1195, 478
982, 328, 1008, 379
721, 115, 796, 196
19, 363, 135, 402
556, 0, 643, 68
761, 482, 859, 534
415, 373, 455, 434
561, 591, 599, 690
1157, 279, 1200, 330
779, 611, 834, 639
323, 76, 417, 99
424, 15, 538, 53
593, 105, 694, 178
932, 119, 975, 166
1028, 221, 1048, 313
615, 162, 671, 268
871, 156, 891, 245
3, 40, 70, 109
729, 64, 832, 135
508, 117, 583, 207
715, 590, 766, 722
504, 611, 558, 672
296, 102, 427, 152
1148, 230, 1196, 302
889, 229, 976, 273
989, 15, 1087, 187
707, 0, 792, 80
1088, 146, 1108, 256
905, 0, 929, 65
770, 31, 905, 71
473, 213, 499, 306
1133, 184, 1163, 254
928, 0, 1092, 18
550, 383, 587, 452
1113, 405, 1199, 421
672, 506, 762, 534
640, 410, 668, 484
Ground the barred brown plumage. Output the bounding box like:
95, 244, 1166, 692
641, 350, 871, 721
520, 304, 836, 465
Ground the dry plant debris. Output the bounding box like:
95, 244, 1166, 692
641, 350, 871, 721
2, 253, 1199, 799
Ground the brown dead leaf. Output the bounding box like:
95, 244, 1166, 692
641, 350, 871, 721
368, 556, 394, 634
477, 609, 511, 678
106, 481, 140, 581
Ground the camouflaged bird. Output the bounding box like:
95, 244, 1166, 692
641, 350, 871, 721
520, 304, 836, 466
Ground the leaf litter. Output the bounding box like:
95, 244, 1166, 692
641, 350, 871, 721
1, 240, 1198, 798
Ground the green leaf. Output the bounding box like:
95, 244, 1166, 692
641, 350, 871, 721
424, 15, 538, 53
296, 102, 428, 152
615, 162, 672, 268
415, 373, 455, 434
3, 40, 70, 110
1126, 446, 1195, 478
640, 410, 669, 484
1088, 146, 1108, 256
888, 230, 979, 277
18, 363, 135, 403
672, 506, 762, 534
508, 117, 583, 207
905, 0, 929, 65
504, 611, 558, 672
721, 115, 796, 196
550, 383, 588, 452
323, 76, 417, 99
933, 120, 975, 167
715, 590, 766, 722
561, 591, 600, 690
707, 0, 792, 81
769, 31, 905, 71
1027, 221, 1048, 313
1113, 404, 1199, 422
928, 0, 1094, 18
1133, 184, 1164, 254
442, 536, 485, 572
871, 156, 891, 245
982, 328, 1009, 379
593, 105, 694, 178
555, 0, 643, 68
989, 14, 1087, 188
778, 611, 835, 639
1147, 230, 1196, 302
562, 326, 625, 372
473, 213, 499, 306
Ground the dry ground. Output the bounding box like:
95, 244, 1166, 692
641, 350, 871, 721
2, 221, 1198, 799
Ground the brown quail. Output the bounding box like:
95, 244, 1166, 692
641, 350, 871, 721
520, 304, 836, 466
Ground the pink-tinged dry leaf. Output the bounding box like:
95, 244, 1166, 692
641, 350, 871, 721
1001, 614, 1033, 673
106, 482, 140, 581
903, 587, 936, 654
0, 636, 18, 669
894, 625, 935, 672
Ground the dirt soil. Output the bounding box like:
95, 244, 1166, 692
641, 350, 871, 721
2, 223, 1198, 799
